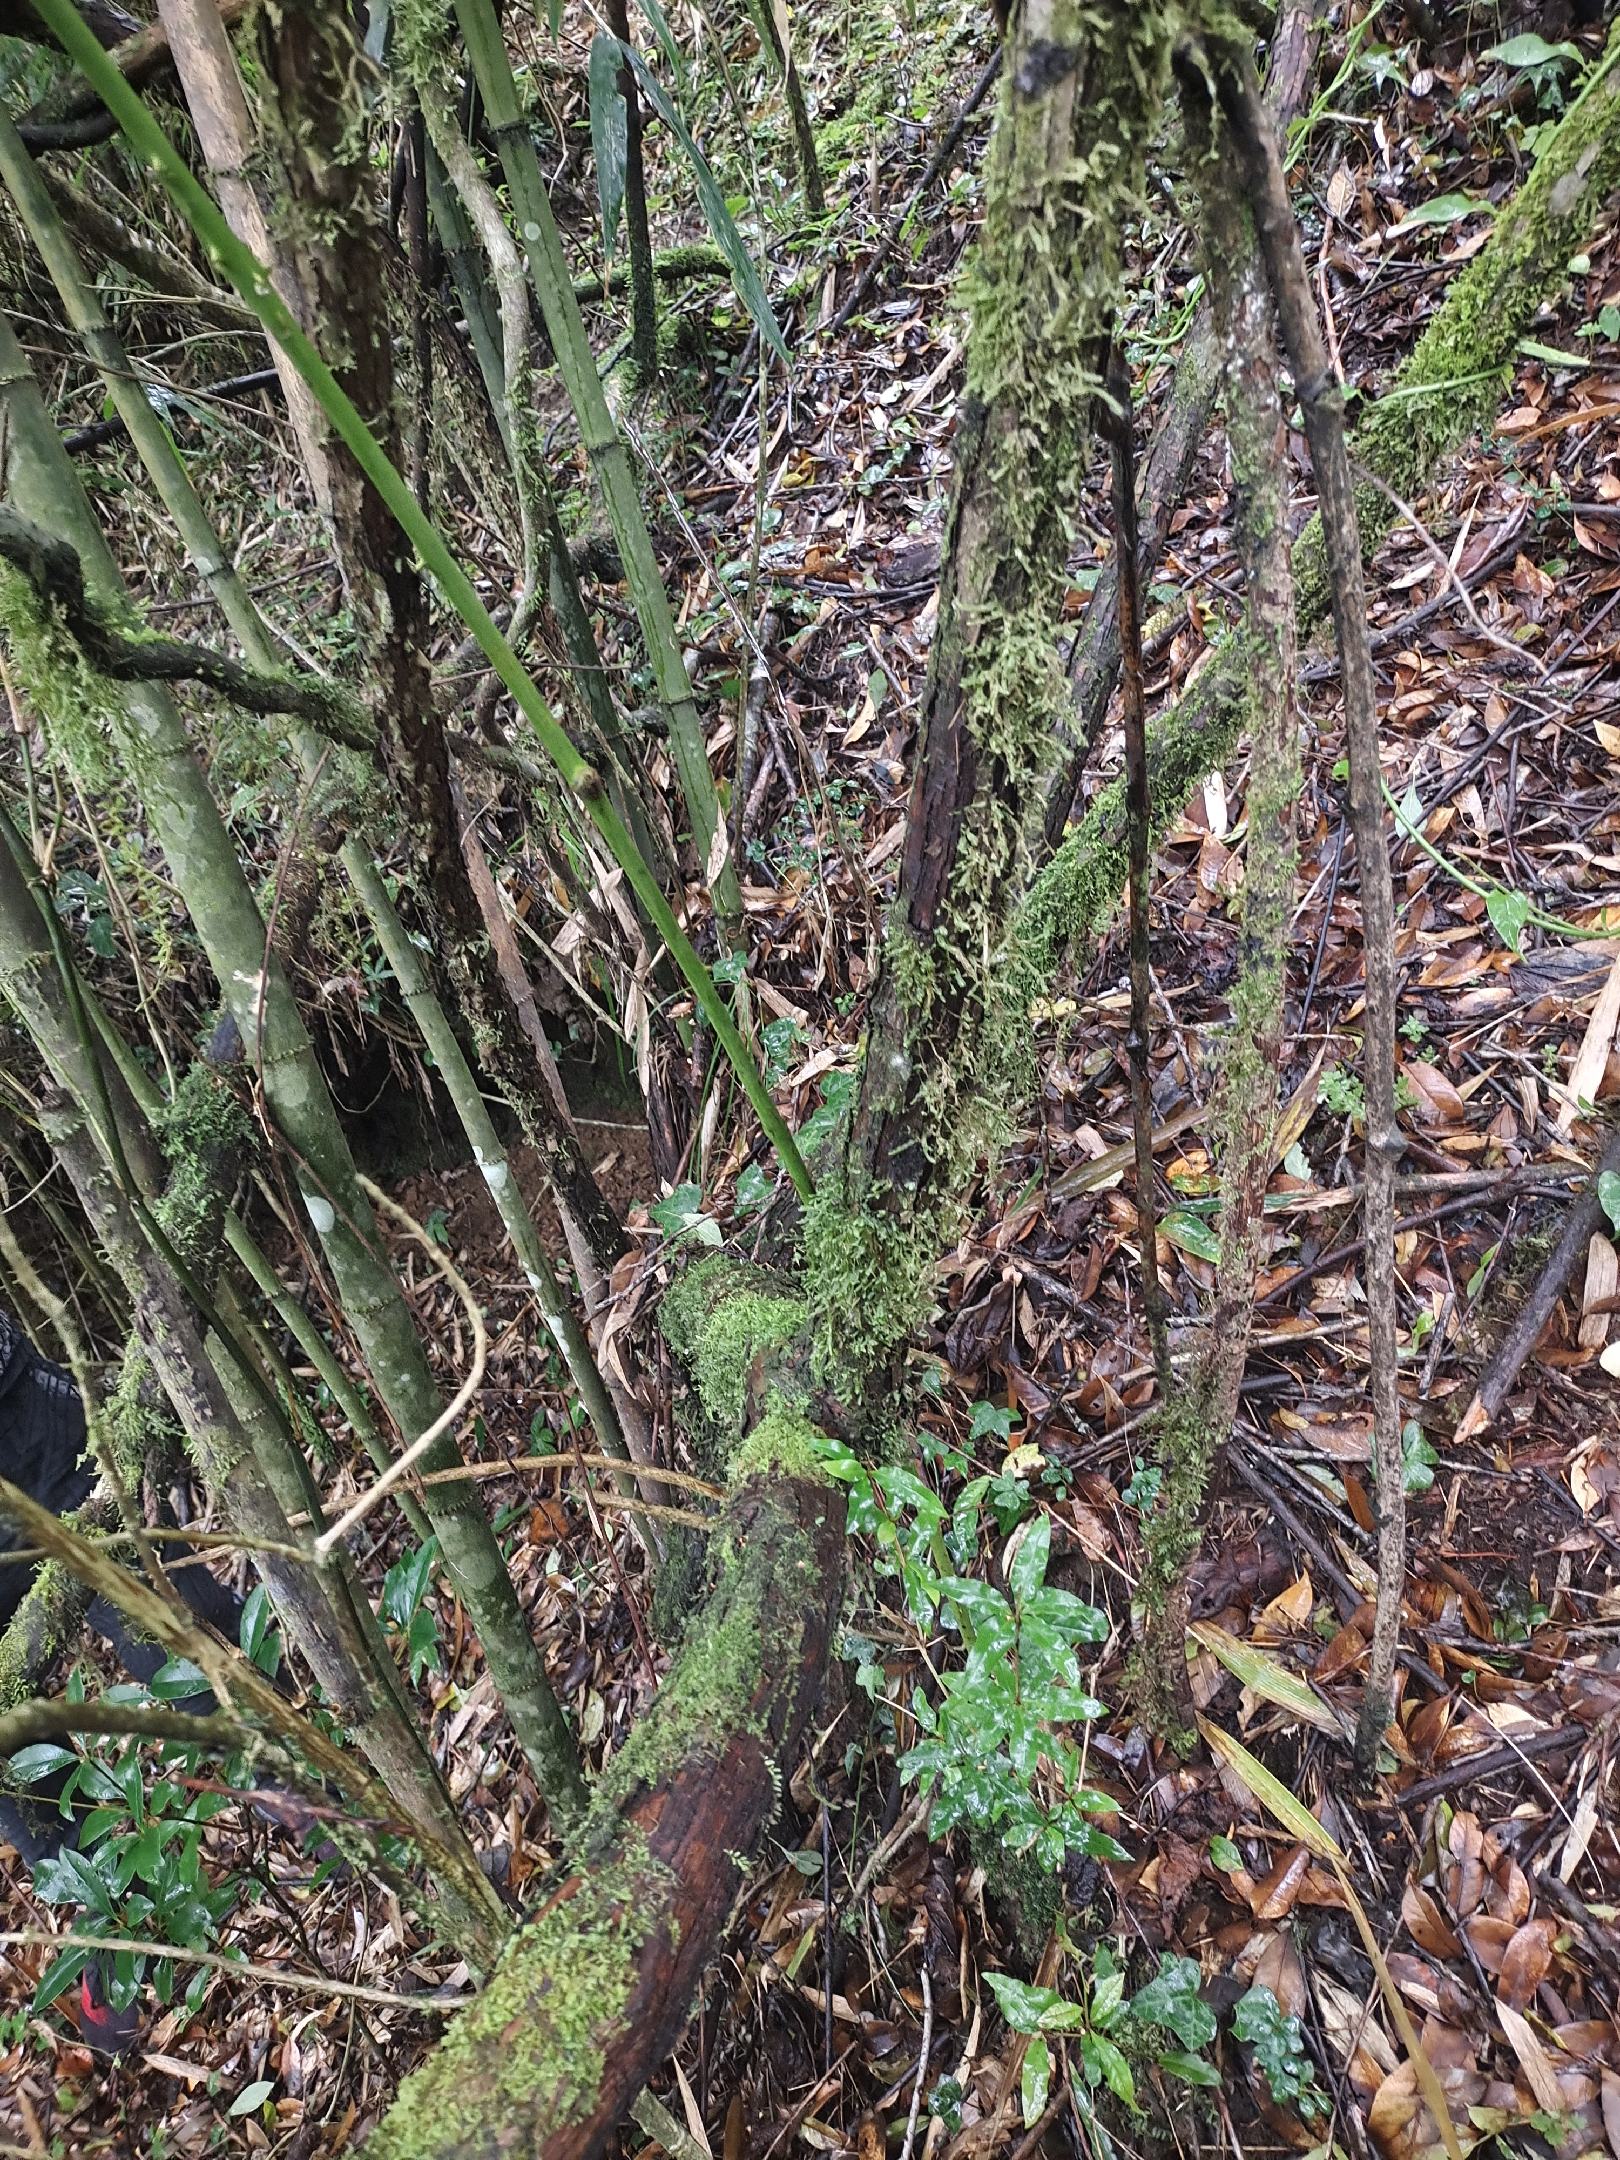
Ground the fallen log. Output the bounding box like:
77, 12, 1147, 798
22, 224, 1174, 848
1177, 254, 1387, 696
368, 1269, 843, 2160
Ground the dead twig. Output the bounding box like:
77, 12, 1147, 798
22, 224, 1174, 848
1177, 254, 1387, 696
1103, 341, 1171, 1394
1454, 1122, 1620, 1442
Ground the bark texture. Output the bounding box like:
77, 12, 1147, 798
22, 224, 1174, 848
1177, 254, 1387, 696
1020, 17, 1620, 978
1133, 61, 1299, 1732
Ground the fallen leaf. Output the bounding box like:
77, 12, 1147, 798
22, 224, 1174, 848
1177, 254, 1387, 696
1497, 2002, 1564, 2113
1496, 1917, 1557, 2011
1251, 1842, 1312, 1921
1402, 1884, 1462, 1960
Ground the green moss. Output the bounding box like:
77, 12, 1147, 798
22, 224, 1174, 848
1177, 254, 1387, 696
0, 1558, 85, 1710
596, 1416, 832, 1823
593, 1566, 769, 1822
660, 1257, 804, 1434
730, 1399, 824, 1484
367, 1838, 666, 2159
153, 1062, 252, 1272
972, 1826, 1062, 1964
802, 1177, 941, 1384
1017, 635, 1247, 990
101, 1350, 171, 1486
0, 561, 124, 783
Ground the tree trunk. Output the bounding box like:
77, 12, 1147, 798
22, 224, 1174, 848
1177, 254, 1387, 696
1020, 16, 1620, 980
806, 0, 1175, 1384
0, 311, 586, 1820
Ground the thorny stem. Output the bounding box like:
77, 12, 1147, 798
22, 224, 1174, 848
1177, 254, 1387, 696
1211, 35, 1404, 1777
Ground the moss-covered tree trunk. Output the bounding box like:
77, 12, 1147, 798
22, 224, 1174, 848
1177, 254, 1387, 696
1132, 62, 1300, 1735
367, 6, 1174, 2151
807, 0, 1174, 1380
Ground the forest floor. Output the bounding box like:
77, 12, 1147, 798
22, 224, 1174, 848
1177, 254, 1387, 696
3, 3, 1620, 2157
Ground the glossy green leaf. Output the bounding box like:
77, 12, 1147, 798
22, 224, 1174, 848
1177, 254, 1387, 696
1486, 887, 1533, 954
1129, 1955, 1216, 2051
1160, 1210, 1221, 1262
1021, 2034, 1051, 2126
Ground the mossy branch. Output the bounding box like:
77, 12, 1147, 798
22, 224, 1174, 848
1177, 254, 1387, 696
0, 506, 367, 740
369, 1343, 843, 2160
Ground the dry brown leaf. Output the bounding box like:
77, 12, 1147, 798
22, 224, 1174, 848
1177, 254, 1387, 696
1251, 1843, 1312, 1921
1251, 1929, 1309, 2017
1314, 1621, 1368, 1682
1402, 1884, 1462, 1960
1497, 2003, 1564, 2114
1496, 1917, 1557, 2012
1580, 1235, 1619, 1351
1402, 1058, 1468, 1125
1253, 1572, 1315, 1642
1368, 2057, 1482, 2160
1559, 948, 1620, 1132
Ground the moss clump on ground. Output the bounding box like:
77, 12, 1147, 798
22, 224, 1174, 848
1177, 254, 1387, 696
972, 1825, 1062, 1965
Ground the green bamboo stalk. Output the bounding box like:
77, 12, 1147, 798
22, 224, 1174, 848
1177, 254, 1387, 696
443, 0, 746, 936
75, 971, 434, 1544
602, 0, 661, 382
30, 0, 812, 1206
0, 106, 638, 1487
421, 90, 671, 896
742, 0, 824, 215
0, 809, 505, 1960
0, 305, 587, 1818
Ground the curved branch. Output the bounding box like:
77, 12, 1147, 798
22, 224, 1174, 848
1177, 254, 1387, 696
9, 0, 250, 151
0, 1694, 243, 1754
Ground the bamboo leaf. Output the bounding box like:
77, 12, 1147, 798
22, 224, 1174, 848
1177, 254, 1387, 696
588, 35, 628, 257
1199, 1720, 1467, 2160
628, 53, 789, 364
633, 0, 685, 82
1187, 1623, 1349, 1736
